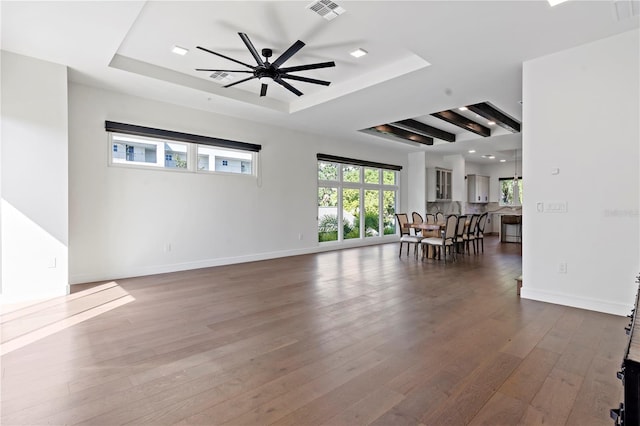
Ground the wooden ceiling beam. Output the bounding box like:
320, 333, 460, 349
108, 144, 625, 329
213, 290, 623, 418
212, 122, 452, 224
431, 110, 491, 137
369, 124, 434, 146
467, 102, 521, 133
390, 119, 456, 143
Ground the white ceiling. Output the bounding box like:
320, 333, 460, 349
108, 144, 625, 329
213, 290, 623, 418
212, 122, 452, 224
2, 0, 638, 163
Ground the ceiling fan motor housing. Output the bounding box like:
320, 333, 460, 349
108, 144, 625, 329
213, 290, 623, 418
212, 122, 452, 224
256, 66, 277, 81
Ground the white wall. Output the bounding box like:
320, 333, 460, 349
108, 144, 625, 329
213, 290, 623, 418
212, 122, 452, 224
68, 84, 408, 283
1, 51, 69, 302
407, 151, 426, 216
522, 29, 639, 315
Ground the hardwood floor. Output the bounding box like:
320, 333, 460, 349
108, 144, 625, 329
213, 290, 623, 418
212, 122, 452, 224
0, 237, 626, 425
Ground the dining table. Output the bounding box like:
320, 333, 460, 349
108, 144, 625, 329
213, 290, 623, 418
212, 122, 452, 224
402, 218, 472, 259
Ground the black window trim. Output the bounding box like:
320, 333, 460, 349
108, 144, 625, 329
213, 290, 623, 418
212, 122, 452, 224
317, 153, 402, 171
105, 121, 261, 152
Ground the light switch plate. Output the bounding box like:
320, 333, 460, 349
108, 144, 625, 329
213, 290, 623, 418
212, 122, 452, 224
545, 201, 568, 213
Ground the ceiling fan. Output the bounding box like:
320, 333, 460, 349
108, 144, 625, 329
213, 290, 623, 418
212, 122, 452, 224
196, 32, 335, 97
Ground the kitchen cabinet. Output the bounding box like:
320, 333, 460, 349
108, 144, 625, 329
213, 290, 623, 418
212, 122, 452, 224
426, 168, 452, 201
467, 174, 489, 203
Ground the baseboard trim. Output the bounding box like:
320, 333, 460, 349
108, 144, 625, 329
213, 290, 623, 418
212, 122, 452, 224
520, 287, 631, 316
70, 237, 399, 285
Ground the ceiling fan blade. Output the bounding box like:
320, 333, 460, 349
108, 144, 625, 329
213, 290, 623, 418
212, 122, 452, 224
195, 69, 254, 73
223, 76, 256, 88
280, 74, 331, 86
238, 32, 265, 67
271, 40, 305, 68
260, 83, 268, 97
274, 77, 303, 96
278, 61, 335, 73
196, 46, 256, 70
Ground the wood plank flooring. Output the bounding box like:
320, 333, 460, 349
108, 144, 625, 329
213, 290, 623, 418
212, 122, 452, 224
0, 237, 627, 425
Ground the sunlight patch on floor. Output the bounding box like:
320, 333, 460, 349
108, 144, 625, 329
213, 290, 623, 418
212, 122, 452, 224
0, 282, 135, 355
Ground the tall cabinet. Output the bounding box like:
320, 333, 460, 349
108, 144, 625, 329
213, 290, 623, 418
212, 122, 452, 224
426, 168, 452, 201
467, 174, 489, 203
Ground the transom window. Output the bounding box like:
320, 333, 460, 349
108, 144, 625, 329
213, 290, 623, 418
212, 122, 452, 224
106, 121, 260, 176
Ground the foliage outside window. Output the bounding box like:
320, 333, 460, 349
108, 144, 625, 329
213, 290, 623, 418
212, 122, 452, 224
318, 160, 398, 243
499, 177, 523, 205
109, 133, 255, 175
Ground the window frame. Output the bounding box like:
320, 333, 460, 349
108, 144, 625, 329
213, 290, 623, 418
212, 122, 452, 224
498, 176, 523, 206
109, 133, 192, 172
106, 121, 260, 177
317, 155, 400, 244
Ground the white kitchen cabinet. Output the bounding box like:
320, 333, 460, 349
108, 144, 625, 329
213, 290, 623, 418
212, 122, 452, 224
467, 174, 489, 203
426, 167, 452, 201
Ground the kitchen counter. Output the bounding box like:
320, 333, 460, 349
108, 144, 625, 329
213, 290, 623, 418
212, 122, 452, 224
500, 214, 522, 243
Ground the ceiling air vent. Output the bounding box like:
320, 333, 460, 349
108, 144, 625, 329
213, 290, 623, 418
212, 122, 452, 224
209, 71, 233, 84
307, 0, 345, 21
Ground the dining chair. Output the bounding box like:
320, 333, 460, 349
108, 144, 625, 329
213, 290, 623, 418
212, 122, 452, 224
453, 215, 468, 256
425, 213, 436, 224
463, 214, 479, 255
476, 212, 488, 253
435, 212, 445, 223
395, 213, 423, 258
421, 214, 457, 263
411, 211, 424, 236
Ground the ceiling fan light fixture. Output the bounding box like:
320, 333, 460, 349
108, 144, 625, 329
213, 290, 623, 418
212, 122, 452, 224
259, 76, 274, 84
171, 45, 189, 56
458, 106, 468, 111
350, 48, 368, 58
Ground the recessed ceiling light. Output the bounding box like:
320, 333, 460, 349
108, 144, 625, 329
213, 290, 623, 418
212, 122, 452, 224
482, 154, 495, 159
500, 159, 506, 162
458, 106, 468, 111
468, 150, 476, 153
547, 0, 569, 6
172, 45, 189, 56
350, 48, 368, 58
489, 155, 495, 159
487, 121, 496, 126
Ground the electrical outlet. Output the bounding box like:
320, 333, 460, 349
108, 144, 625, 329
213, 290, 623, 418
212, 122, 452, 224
164, 243, 172, 252
558, 262, 567, 274
48, 257, 57, 268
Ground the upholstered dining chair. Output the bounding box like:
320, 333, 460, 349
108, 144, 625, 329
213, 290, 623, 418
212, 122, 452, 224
453, 215, 468, 257
463, 214, 479, 255
435, 212, 445, 223
476, 212, 488, 253
421, 214, 457, 263
425, 213, 436, 224
411, 212, 424, 236
395, 213, 423, 258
